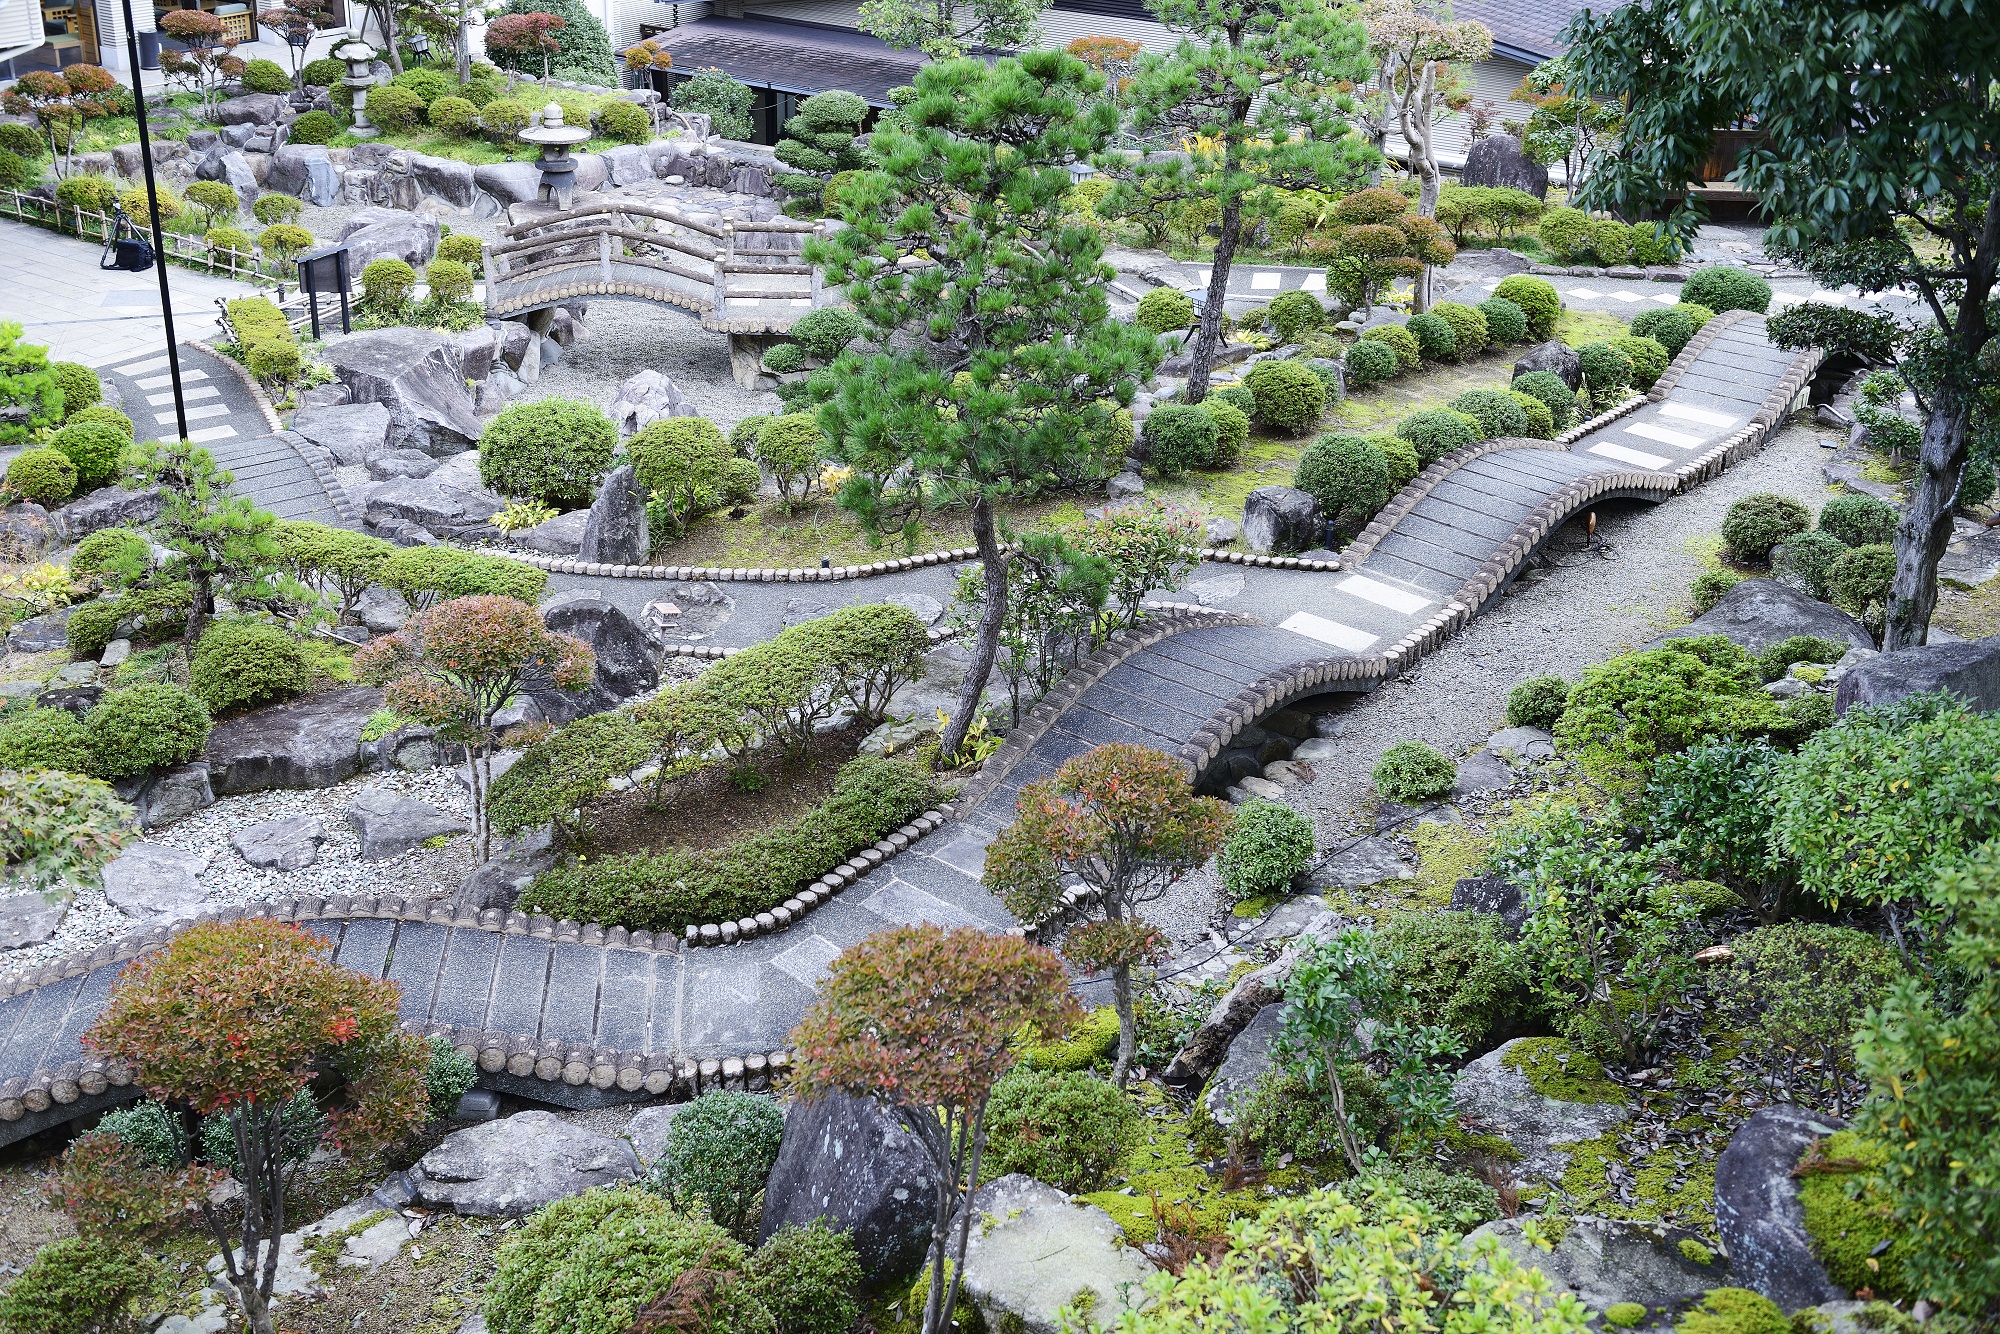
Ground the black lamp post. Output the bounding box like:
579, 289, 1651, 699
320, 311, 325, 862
117, 0, 188, 441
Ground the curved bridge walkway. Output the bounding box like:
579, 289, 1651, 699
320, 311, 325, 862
0, 313, 1816, 1141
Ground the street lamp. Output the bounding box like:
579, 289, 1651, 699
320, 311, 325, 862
115, 0, 188, 440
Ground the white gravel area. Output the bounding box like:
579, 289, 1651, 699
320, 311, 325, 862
528, 302, 782, 434
3, 767, 477, 982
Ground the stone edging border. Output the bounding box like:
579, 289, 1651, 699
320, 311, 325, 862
502, 543, 1339, 581
1648, 309, 1754, 400
188, 340, 367, 530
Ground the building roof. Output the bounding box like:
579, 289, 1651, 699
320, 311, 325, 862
1451, 0, 1596, 64
647, 15, 928, 107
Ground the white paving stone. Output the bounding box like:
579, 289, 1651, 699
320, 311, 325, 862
1279, 611, 1379, 651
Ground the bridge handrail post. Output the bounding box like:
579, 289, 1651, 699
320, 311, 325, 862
715, 222, 734, 322
599, 225, 614, 282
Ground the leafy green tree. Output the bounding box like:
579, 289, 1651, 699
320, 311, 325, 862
0, 322, 61, 445
1104, 0, 1373, 401
1507, 56, 1623, 192
857, 0, 1038, 57
807, 53, 1161, 760
1561, 0, 2000, 649
131, 438, 284, 646
984, 743, 1232, 1085
0, 770, 133, 898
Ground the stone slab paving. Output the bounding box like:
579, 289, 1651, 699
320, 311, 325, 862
0, 313, 1819, 1138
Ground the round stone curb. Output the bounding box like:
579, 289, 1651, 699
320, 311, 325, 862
1648, 308, 1755, 401
498, 544, 1339, 581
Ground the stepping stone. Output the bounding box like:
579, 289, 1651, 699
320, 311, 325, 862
347, 787, 469, 860
102, 843, 211, 919
1453, 749, 1519, 796
231, 815, 327, 871
1311, 836, 1414, 890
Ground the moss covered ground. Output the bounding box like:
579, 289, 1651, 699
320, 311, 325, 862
1502, 1037, 1631, 1104
1076, 1084, 1280, 1243
1796, 1131, 1917, 1301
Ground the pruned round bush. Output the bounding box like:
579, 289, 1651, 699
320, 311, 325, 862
1221, 798, 1314, 901
1373, 740, 1456, 805
1629, 306, 1695, 357
64, 405, 134, 440
481, 98, 531, 141
1477, 296, 1527, 346
1574, 341, 1633, 406
1827, 542, 1896, 621
1675, 301, 1716, 332
1507, 390, 1555, 439
1818, 493, 1898, 548
1450, 389, 1530, 439
1377, 913, 1530, 1052
1537, 206, 1596, 263
1690, 567, 1746, 615
0, 706, 91, 774
425, 257, 475, 304
121, 187, 179, 229
0, 1236, 162, 1334
1267, 289, 1326, 344
301, 56, 345, 88
646, 1088, 784, 1238
49, 421, 126, 491
363, 82, 424, 132
6, 446, 76, 506
83, 682, 211, 779
428, 94, 480, 137
1209, 383, 1256, 418
1369, 431, 1419, 488
744, 1221, 861, 1334
241, 57, 291, 93
761, 342, 806, 374
1612, 335, 1670, 390
1135, 286, 1196, 334
0, 149, 32, 190
288, 109, 338, 145
205, 226, 255, 266
0, 122, 45, 160
1294, 432, 1389, 536
377, 545, 547, 610
1510, 369, 1576, 432
982, 1067, 1137, 1192
253, 191, 304, 226
55, 174, 118, 214
188, 618, 311, 714
1395, 408, 1478, 466
1405, 311, 1457, 362
1243, 359, 1326, 435
1431, 302, 1489, 357
1589, 217, 1632, 265
1198, 398, 1249, 468
1141, 403, 1220, 477
437, 232, 484, 270
1495, 284, 1561, 354
1722, 492, 1812, 563
1629, 222, 1681, 266
595, 98, 651, 144
1343, 338, 1397, 388
788, 307, 865, 363
360, 256, 416, 307
391, 66, 453, 101
1681, 266, 1773, 314
185, 179, 240, 222
50, 361, 100, 418
1361, 323, 1420, 370
631, 416, 734, 526
1507, 674, 1570, 730
258, 223, 314, 267
478, 397, 617, 508
1775, 528, 1848, 601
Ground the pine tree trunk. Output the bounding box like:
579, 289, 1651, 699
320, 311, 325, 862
1185, 197, 1241, 406
939, 495, 1005, 762
1885, 391, 1972, 649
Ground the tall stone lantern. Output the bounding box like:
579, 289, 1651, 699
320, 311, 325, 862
520, 103, 591, 210
333, 21, 380, 140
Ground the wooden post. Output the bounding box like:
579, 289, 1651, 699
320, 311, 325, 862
598, 226, 613, 282
715, 222, 733, 321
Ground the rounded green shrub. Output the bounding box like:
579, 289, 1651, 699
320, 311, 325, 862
1377, 911, 1529, 1050
63, 600, 126, 662
1373, 740, 1456, 805
364, 83, 425, 132
64, 405, 134, 440
1612, 335, 1670, 389
720, 457, 763, 507
184, 179, 240, 222
1198, 398, 1249, 468
1493, 275, 1561, 340
763, 342, 807, 374
241, 57, 291, 93
1142, 403, 1220, 477
188, 618, 311, 714
253, 192, 304, 226
1690, 567, 1746, 616
788, 307, 865, 362
1267, 289, 1326, 344
1537, 206, 1596, 263
595, 98, 652, 144
1817, 493, 1898, 548
391, 67, 454, 102
0, 707, 92, 774
0, 122, 46, 159
1675, 301, 1715, 331
6, 446, 76, 506
49, 421, 126, 492
744, 1221, 862, 1334
83, 682, 211, 779
1575, 341, 1633, 405
437, 232, 485, 269
425, 257, 475, 304
1507, 675, 1570, 731
1343, 338, 1397, 388
1630, 306, 1695, 357
258, 223, 314, 268
1552, 634, 1772, 778
1135, 286, 1196, 334
360, 256, 417, 307
478, 397, 617, 508
647, 1089, 785, 1238
1775, 528, 1849, 601
50, 360, 100, 418
1220, 798, 1315, 902
55, 174, 119, 214
1477, 296, 1527, 345
1510, 370, 1577, 432
1210, 383, 1255, 417
300, 56, 345, 88
982, 1067, 1137, 1192
1369, 432, 1420, 488
288, 110, 339, 145
1589, 217, 1632, 265
1450, 389, 1530, 439
428, 94, 481, 137
205, 226, 255, 266
1395, 409, 1478, 466
1629, 222, 1681, 266
69, 527, 149, 589
1431, 302, 1488, 357
1243, 359, 1327, 435
485, 1187, 708, 1334
1405, 311, 1457, 362
1361, 323, 1420, 370
1722, 492, 1812, 563
1826, 542, 1896, 621
1680, 266, 1772, 314
1604, 1302, 1648, 1328
0, 149, 32, 190
1294, 432, 1390, 535
1507, 390, 1555, 438
481, 98, 531, 141
0, 1236, 162, 1334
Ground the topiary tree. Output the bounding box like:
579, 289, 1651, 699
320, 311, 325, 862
1372, 740, 1455, 805
1818, 492, 1898, 548
477, 397, 616, 509
752, 411, 824, 509
1294, 432, 1390, 537
257, 223, 313, 271
1135, 286, 1196, 334
1679, 266, 1772, 314
0, 65, 121, 177
774, 89, 873, 194
183, 179, 240, 231
787, 925, 1081, 1334
1477, 295, 1528, 345
132, 437, 282, 645
1510, 369, 1577, 432
787, 307, 864, 363
1243, 358, 1327, 435
629, 415, 733, 532
1343, 338, 1397, 388
376, 544, 547, 611
188, 618, 311, 715
985, 743, 1230, 1085
645, 1089, 784, 1239
1721, 492, 1812, 563
1493, 274, 1561, 340
273, 520, 393, 625
69, 918, 429, 1334
487, 710, 649, 846
437, 232, 485, 270
355, 595, 592, 857
1141, 403, 1220, 477
1221, 798, 1315, 903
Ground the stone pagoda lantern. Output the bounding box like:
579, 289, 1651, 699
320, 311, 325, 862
520, 103, 591, 210
333, 21, 380, 139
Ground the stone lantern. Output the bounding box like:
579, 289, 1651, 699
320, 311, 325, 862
333, 21, 379, 140
519, 102, 592, 210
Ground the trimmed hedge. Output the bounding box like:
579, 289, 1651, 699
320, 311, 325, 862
1396, 409, 1478, 465
1198, 398, 1250, 468
188, 619, 311, 714
1142, 404, 1220, 477
1493, 275, 1561, 340
1370, 432, 1420, 488
1361, 323, 1420, 370
83, 682, 211, 778
1344, 338, 1397, 388
1681, 266, 1772, 314
1405, 311, 1457, 362
1507, 390, 1555, 439
1243, 359, 1326, 435
1294, 433, 1390, 537
1431, 302, 1489, 358
478, 397, 616, 507
0, 707, 92, 773
1629, 307, 1695, 357
1450, 389, 1529, 440
1476, 296, 1527, 346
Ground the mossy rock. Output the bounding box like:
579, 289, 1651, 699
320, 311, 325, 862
1502, 1037, 1630, 1104
1022, 1006, 1118, 1072
1796, 1132, 1915, 1302
1076, 1084, 1265, 1242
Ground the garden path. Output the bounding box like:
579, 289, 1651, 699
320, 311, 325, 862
0, 312, 1819, 1143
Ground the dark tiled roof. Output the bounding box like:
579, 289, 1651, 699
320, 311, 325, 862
1452, 0, 1602, 63
646, 17, 927, 106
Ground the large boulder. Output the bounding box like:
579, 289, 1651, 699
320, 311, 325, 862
266, 144, 342, 206
0, 891, 68, 950
0, 502, 59, 561
408, 1110, 641, 1217
950, 1176, 1158, 1334
56, 486, 161, 540
607, 369, 696, 437
515, 508, 588, 556
759, 1093, 938, 1287
5, 605, 70, 654
472, 161, 543, 209
231, 815, 327, 871
1203, 1002, 1284, 1126
600, 144, 654, 188
1467, 1215, 1730, 1316
337, 206, 441, 270
1161, 959, 1285, 1089
1450, 871, 1526, 935
530, 591, 659, 722
1835, 634, 2000, 714
1713, 1105, 1850, 1312
1242, 485, 1322, 555
128, 762, 215, 830
346, 787, 469, 860
322, 328, 482, 456
579, 464, 649, 565
1513, 340, 1583, 391
291, 401, 393, 467
454, 825, 556, 913
1450, 1038, 1631, 1183
202, 685, 384, 794
102, 843, 211, 920
214, 92, 289, 126
1461, 133, 1549, 199
196, 146, 260, 202
1656, 579, 1874, 657
409, 153, 477, 209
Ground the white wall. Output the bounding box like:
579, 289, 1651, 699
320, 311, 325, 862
1381, 54, 1533, 171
